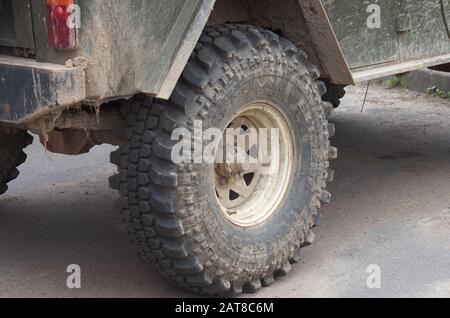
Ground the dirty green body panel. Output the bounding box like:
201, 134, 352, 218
322, 0, 401, 69
323, 0, 450, 70
401, 0, 450, 60
31, 0, 215, 100
2, 0, 450, 124
8, 0, 450, 94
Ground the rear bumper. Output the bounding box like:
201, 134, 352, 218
0, 55, 85, 124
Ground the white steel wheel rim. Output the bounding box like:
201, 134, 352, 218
213, 102, 294, 228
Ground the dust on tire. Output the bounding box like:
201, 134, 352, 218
111, 24, 337, 296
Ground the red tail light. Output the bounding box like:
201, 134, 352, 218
47, 0, 77, 50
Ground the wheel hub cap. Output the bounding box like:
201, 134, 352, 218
213, 102, 293, 228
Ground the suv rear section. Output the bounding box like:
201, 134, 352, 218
0, 0, 86, 125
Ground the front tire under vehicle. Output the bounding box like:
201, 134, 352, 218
112, 25, 336, 295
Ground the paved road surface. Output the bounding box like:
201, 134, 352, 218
0, 84, 449, 298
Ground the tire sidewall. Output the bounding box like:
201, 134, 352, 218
189, 64, 327, 270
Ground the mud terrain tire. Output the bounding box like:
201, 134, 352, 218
322, 80, 346, 108
113, 25, 336, 296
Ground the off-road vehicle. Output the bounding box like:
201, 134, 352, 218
1, 0, 449, 295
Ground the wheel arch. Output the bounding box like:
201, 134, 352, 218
154, 0, 354, 100
207, 0, 354, 86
